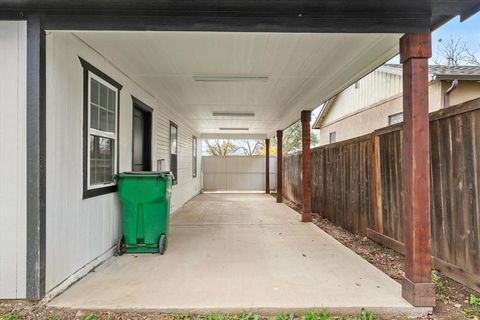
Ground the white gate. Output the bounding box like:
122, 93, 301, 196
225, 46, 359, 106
202, 156, 277, 191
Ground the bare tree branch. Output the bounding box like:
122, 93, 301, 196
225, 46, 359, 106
434, 35, 480, 66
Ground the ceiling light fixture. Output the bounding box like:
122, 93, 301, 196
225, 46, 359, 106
213, 112, 255, 117
219, 127, 249, 131
193, 75, 269, 82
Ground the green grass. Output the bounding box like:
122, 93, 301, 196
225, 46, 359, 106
431, 270, 446, 293
80, 313, 101, 320
431, 270, 453, 303
0, 310, 377, 320
283, 309, 375, 320
464, 294, 480, 318
361, 255, 372, 263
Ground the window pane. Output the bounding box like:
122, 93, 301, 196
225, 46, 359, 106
170, 125, 177, 155
107, 89, 116, 111
388, 112, 404, 125
105, 161, 113, 183
107, 111, 115, 133
99, 84, 108, 107
99, 108, 108, 131
90, 135, 97, 184
90, 78, 117, 134
90, 104, 99, 130
91, 79, 99, 104
193, 137, 197, 157
90, 135, 114, 186
329, 132, 336, 144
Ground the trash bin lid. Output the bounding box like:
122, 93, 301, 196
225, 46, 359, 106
118, 171, 174, 178
124, 171, 165, 175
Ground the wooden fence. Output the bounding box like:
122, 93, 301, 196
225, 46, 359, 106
282, 152, 302, 205
282, 98, 480, 292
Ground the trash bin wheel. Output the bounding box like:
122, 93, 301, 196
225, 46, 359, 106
116, 236, 125, 256
159, 234, 167, 255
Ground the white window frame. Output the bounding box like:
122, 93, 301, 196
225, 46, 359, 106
388, 112, 404, 125
329, 131, 336, 144
86, 72, 119, 190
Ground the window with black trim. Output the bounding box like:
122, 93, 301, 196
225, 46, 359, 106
192, 136, 197, 178
170, 122, 178, 185
80, 58, 122, 199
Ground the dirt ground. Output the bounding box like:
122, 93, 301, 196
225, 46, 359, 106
1, 199, 479, 320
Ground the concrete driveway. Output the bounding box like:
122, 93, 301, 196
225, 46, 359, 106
49, 193, 429, 316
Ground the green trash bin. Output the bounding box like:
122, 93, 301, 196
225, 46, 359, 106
115, 171, 173, 255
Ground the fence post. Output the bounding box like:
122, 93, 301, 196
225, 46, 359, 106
265, 138, 270, 194
301, 110, 312, 222
276, 130, 283, 203
371, 132, 383, 233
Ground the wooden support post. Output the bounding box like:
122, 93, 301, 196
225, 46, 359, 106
276, 130, 283, 203
265, 138, 270, 194
400, 32, 435, 307
301, 110, 312, 222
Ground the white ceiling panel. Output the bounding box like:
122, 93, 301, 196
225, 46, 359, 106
73, 31, 400, 136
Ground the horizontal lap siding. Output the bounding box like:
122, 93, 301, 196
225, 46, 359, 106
155, 105, 202, 212
45, 32, 201, 292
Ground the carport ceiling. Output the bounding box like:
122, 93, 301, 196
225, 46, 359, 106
74, 32, 400, 136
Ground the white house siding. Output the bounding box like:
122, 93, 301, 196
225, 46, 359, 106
323, 68, 402, 124
45, 32, 201, 292
0, 21, 27, 299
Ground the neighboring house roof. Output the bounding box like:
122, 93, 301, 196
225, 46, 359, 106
384, 64, 480, 81
313, 64, 480, 129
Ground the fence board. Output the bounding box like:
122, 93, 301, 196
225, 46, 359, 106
282, 153, 302, 205
374, 99, 480, 282
284, 135, 373, 235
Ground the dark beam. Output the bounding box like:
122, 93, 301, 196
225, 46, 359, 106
1, 0, 476, 33
276, 131, 283, 203
265, 138, 270, 194
301, 110, 312, 222
38, 14, 431, 33
0, 0, 437, 34
26, 16, 46, 300
400, 32, 435, 307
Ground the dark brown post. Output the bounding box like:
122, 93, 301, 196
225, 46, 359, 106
400, 32, 435, 307
276, 130, 283, 203
301, 110, 312, 222
265, 138, 270, 194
